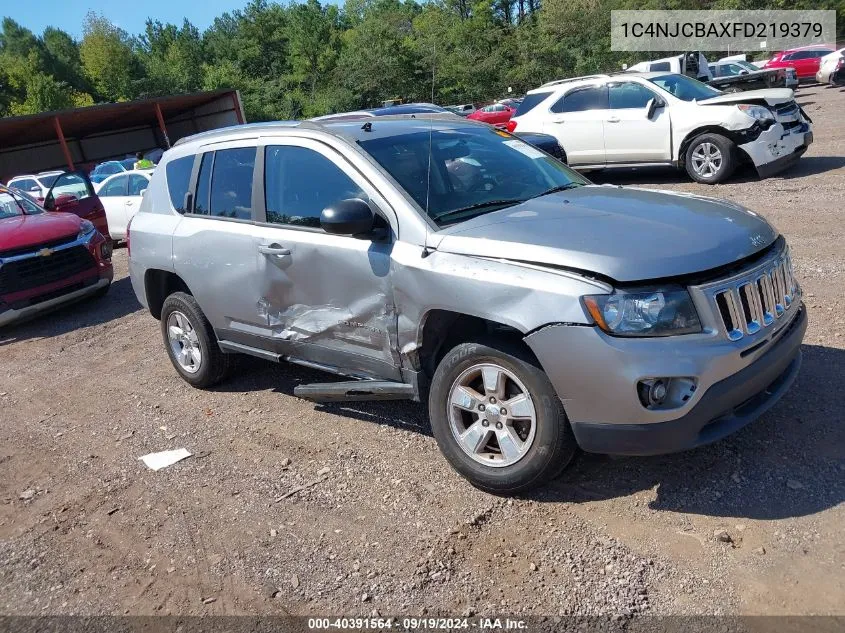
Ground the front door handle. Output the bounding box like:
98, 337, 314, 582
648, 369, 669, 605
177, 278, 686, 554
258, 243, 291, 256
126, 200, 134, 206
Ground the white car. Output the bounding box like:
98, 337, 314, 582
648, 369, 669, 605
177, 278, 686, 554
95, 170, 152, 240
508, 72, 812, 184
816, 48, 845, 85
7, 171, 65, 198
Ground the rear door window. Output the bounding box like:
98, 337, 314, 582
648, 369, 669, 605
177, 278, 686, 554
550, 86, 608, 113
100, 175, 128, 197
165, 155, 195, 213
128, 174, 149, 196
208, 147, 255, 220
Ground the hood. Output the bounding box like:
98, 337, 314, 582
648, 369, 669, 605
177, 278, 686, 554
434, 186, 778, 283
700, 88, 794, 107
0, 212, 83, 253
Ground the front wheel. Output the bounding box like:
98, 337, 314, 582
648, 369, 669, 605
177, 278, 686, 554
684, 133, 737, 184
428, 338, 577, 494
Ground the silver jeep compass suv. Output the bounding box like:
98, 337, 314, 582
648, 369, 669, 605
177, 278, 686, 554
128, 117, 806, 493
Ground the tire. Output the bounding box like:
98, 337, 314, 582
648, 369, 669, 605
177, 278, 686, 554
428, 338, 577, 494
684, 133, 737, 184
160, 292, 230, 388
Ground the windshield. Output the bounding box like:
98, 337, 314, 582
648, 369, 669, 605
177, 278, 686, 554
648, 73, 722, 101
0, 191, 29, 219
358, 126, 588, 226
37, 174, 60, 188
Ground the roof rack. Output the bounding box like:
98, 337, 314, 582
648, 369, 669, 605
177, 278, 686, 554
539, 74, 610, 88
173, 121, 302, 147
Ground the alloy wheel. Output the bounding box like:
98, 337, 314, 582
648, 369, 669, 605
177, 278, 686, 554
447, 363, 537, 468
691, 142, 723, 178
167, 310, 202, 374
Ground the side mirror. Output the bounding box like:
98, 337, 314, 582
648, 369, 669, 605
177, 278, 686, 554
139, 189, 147, 197
320, 198, 376, 237
739, 69, 749, 75
646, 98, 661, 119
29, 186, 41, 193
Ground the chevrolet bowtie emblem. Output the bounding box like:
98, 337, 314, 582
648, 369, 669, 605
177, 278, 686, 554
37, 248, 53, 257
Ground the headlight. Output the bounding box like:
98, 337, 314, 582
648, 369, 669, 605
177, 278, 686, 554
582, 290, 701, 337
737, 104, 775, 123
77, 219, 96, 240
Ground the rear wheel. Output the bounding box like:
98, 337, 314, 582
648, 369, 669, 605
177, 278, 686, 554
685, 133, 737, 184
428, 338, 577, 494
160, 292, 230, 388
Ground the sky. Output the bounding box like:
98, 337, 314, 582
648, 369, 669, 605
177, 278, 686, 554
12, 0, 265, 38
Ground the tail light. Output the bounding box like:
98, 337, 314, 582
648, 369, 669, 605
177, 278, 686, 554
506, 120, 517, 133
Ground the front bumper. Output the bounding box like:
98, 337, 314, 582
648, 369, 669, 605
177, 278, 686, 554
0, 276, 110, 327
568, 306, 806, 455
525, 297, 806, 456
739, 121, 812, 178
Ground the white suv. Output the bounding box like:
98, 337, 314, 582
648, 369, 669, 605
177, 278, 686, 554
508, 72, 812, 184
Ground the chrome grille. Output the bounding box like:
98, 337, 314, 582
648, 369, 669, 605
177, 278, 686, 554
709, 250, 797, 341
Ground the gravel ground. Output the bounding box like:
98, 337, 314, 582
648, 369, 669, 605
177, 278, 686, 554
1, 84, 843, 620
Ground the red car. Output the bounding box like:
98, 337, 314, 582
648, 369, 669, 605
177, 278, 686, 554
0, 185, 113, 327
40, 171, 111, 240
764, 45, 836, 81
467, 103, 516, 128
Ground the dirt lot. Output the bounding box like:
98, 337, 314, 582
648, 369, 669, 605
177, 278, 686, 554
1, 85, 843, 621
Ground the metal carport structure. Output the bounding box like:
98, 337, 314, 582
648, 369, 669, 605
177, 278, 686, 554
0, 90, 245, 182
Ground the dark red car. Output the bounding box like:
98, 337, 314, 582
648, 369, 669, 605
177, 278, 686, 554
0, 185, 113, 327
467, 103, 516, 128
763, 45, 836, 81
41, 171, 110, 239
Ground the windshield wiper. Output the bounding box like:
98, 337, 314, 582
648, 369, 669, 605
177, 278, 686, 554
528, 183, 585, 199
430, 198, 526, 223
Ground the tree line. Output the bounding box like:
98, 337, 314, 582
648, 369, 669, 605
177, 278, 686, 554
1, 0, 842, 122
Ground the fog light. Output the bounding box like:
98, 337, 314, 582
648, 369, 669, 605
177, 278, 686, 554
637, 377, 698, 410
650, 379, 668, 405
100, 241, 113, 259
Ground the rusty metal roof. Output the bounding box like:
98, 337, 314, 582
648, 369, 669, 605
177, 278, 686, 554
0, 90, 237, 147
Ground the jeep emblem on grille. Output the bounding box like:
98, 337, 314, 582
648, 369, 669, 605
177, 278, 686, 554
37, 248, 53, 257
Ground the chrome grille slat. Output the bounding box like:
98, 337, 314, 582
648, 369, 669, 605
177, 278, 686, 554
699, 247, 798, 341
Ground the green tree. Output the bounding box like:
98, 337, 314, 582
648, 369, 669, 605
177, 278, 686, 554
79, 12, 137, 100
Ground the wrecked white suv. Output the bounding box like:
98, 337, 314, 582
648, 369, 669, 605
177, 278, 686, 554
129, 117, 806, 493
508, 72, 812, 183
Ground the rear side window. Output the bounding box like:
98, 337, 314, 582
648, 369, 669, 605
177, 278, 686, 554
165, 156, 194, 213
514, 92, 552, 117
264, 145, 365, 228
550, 86, 608, 113
208, 147, 255, 220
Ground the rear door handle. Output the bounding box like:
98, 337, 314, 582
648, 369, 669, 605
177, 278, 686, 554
126, 200, 134, 206
606, 117, 620, 123
258, 244, 291, 256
